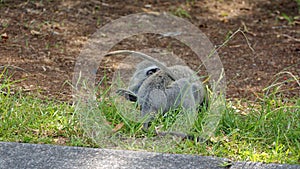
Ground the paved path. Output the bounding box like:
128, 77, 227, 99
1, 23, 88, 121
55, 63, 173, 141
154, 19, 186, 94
0, 142, 299, 169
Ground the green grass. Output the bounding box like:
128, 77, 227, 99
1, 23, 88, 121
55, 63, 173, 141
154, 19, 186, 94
0, 93, 97, 147
0, 69, 299, 164
172, 7, 192, 19
277, 0, 300, 25
296, 0, 300, 14
0, 69, 96, 147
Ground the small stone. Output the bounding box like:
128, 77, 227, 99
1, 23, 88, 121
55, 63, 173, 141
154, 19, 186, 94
145, 4, 152, 8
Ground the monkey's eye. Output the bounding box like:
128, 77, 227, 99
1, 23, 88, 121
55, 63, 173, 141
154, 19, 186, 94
146, 68, 159, 76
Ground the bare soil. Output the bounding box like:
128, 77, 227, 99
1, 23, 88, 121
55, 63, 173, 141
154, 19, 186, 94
0, 0, 299, 101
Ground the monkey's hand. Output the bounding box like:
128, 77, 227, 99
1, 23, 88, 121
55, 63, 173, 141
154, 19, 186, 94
116, 88, 138, 102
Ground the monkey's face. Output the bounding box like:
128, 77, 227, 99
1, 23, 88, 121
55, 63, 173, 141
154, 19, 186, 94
128, 66, 160, 94
115, 65, 160, 102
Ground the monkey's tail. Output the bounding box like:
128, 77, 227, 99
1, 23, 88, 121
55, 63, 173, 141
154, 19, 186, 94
106, 50, 177, 81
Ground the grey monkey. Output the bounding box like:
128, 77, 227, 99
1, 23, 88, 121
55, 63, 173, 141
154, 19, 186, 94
106, 50, 206, 136
136, 64, 205, 125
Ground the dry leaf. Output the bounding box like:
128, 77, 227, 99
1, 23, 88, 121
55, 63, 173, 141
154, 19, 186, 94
54, 137, 69, 145
31, 30, 41, 35
141, 8, 160, 16
112, 122, 124, 132
1, 33, 9, 40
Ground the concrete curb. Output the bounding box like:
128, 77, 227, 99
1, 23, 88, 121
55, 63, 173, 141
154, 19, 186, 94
0, 142, 299, 169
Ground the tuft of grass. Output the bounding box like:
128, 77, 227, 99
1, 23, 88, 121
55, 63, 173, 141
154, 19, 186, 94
216, 97, 300, 164
173, 7, 192, 19
281, 13, 296, 25
0, 69, 96, 147
296, 0, 300, 14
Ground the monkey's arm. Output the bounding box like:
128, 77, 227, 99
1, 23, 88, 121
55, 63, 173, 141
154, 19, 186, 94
139, 89, 168, 129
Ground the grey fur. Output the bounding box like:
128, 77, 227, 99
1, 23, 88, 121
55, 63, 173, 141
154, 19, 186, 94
136, 64, 206, 129
106, 50, 206, 132
129, 61, 160, 95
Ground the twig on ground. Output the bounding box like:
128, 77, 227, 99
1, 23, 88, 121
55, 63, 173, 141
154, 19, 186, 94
281, 34, 300, 42
0, 65, 29, 73
209, 27, 255, 59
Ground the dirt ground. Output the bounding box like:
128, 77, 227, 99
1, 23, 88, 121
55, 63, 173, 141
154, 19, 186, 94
0, 0, 299, 101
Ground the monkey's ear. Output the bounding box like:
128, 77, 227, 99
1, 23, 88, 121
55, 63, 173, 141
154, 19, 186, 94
116, 89, 138, 102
